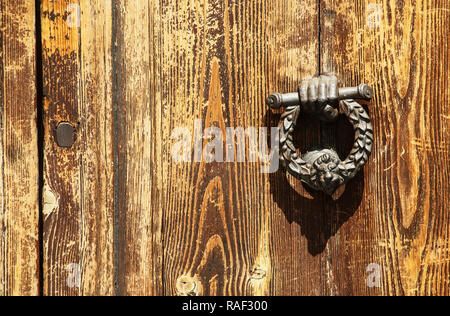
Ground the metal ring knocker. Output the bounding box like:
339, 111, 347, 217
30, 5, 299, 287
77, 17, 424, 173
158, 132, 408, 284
266, 75, 374, 195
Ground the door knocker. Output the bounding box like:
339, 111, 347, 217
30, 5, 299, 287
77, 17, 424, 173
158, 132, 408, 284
266, 75, 374, 195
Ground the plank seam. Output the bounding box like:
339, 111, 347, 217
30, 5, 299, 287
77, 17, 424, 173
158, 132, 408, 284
34, 0, 44, 297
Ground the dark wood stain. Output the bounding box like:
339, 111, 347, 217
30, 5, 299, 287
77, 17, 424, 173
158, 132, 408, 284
0, 0, 40, 296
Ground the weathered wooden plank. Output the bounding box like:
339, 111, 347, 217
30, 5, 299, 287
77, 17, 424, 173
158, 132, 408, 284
320, 0, 449, 295
264, 1, 330, 296
0, 0, 39, 296
113, 0, 163, 296
41, 0, 114, 295
113, 0, 323, 296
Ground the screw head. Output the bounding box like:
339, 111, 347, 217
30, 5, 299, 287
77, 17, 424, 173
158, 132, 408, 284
55, 122, 76, 148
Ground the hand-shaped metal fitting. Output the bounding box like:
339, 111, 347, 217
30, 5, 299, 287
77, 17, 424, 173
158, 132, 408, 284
267, 75, 374, 195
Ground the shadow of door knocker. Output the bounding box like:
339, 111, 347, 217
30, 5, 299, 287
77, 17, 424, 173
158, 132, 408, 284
266, 75, 374, 195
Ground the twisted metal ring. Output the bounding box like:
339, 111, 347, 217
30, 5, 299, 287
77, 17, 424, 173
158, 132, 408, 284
277, 99, 373, 195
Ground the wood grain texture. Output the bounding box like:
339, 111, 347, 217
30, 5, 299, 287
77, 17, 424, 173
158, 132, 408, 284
114, 0, 449, 296
114, 0, 324, 296
320, 0, 449, 295
21, 0, 448, 296
41, 0, 114, 295
0, 0, 39, 296
113, 0, 163, 296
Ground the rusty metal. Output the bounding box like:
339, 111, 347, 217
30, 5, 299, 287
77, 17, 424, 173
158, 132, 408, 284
55, 122, 76, 148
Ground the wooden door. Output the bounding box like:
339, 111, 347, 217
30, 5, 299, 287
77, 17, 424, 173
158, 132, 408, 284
0, 0, 448, 296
